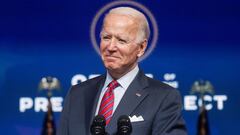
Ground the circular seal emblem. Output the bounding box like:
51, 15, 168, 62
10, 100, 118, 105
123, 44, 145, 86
90, 0, 158, 61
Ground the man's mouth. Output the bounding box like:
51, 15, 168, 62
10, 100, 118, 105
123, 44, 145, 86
105, 55, 119, 61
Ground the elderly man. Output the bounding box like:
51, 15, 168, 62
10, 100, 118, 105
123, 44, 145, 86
58, 7, 187, 135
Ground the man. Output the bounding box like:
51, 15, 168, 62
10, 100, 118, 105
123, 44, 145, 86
58, 7, 187, 135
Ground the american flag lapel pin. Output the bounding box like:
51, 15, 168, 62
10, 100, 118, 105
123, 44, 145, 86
136, 93, 141, 97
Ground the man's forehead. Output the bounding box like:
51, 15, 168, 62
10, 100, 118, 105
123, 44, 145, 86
103, 15, 138, 31
104, 13, 136, 24
101, 14, 139, 38
101, 30, 131, 39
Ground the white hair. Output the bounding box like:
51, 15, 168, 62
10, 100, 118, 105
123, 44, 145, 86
103, 7, 150, 44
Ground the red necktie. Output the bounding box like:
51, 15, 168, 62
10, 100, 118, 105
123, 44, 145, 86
98, 80, 119, 125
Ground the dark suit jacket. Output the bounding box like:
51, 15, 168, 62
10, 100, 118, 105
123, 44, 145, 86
57, 70, 187, 135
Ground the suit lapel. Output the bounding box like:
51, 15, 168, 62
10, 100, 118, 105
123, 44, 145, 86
106, 71, 149, 132
84, 75, 106, 133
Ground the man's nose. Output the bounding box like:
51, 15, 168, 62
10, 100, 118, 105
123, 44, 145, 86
107, 38, 117, 51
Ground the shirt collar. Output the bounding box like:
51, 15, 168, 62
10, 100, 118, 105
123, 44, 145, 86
104, 65, 139, 90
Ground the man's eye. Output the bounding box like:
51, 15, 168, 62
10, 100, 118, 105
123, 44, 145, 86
118, 39, 127, 44
102, 36, 111, 40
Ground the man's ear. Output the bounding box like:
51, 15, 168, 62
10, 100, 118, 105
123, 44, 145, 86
137, 39, 147, 58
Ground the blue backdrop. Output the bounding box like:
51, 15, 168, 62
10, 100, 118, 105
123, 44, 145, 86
0, 0, 240, 135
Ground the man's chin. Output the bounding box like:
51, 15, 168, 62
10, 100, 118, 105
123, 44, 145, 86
105, 64, 122, 72
106, 65, 119, 71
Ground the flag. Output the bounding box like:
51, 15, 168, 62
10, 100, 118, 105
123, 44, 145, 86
197, 105, 210, 135
41, 98, 56, 135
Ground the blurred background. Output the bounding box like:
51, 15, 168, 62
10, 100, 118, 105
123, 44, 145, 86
0, 0, 239, 135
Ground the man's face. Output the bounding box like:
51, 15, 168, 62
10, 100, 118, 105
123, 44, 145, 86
100, 14, 146, 75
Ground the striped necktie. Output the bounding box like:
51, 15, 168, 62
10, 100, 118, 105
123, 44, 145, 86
98, 80, 119, 125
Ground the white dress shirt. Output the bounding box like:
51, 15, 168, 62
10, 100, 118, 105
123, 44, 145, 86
95, 65, 139, 115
